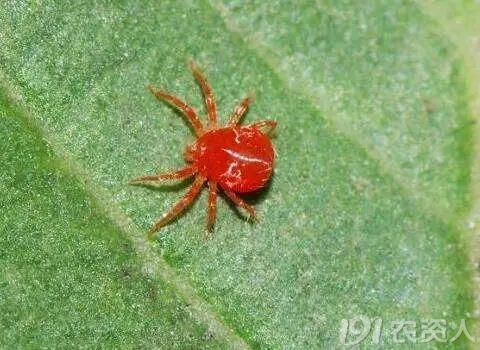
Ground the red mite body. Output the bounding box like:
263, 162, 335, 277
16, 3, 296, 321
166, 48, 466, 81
193, 127, 275, 193
131, 62, 277, 238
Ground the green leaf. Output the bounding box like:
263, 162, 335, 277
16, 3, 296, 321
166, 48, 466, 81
1, 1, 478, 348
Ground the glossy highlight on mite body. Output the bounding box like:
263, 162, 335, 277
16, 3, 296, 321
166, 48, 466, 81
131, 62, 277, 238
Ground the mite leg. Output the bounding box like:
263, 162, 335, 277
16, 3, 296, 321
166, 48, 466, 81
190, 61, 218, 128
247, 120, 277, 135
147, 175, 206, 238
221, 187, 258, 221
148, 85, 205, 137
206, 181, 218, 236
228, 95, 253, 126
130, 165, 197, 184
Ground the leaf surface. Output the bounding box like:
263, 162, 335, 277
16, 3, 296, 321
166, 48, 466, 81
0, 1, 478, 348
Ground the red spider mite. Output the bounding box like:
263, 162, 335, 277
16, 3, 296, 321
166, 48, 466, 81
131, 62, 277, 238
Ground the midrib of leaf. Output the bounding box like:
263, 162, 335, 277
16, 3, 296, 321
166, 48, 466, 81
0, 74, 251, 350
207, 0, 469, 227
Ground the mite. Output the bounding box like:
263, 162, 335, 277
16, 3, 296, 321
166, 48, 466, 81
131, 62, 277, 238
